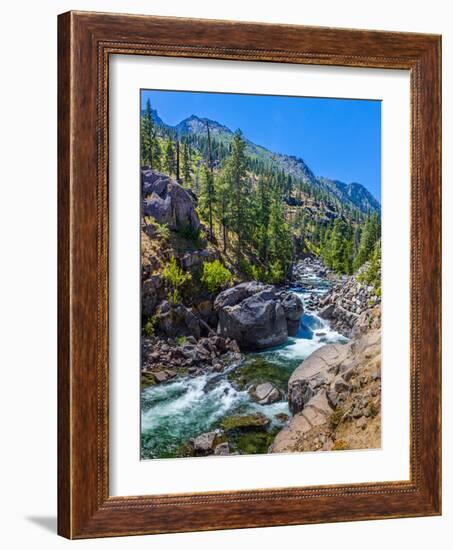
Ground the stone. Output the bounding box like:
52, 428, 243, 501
249, 382, 282, 405
142, 170, 200, 233
333, 376, 351, 394
214, 282, 303, 351
274, 413, 289, 423
319, 303, 335, 319
189, 431, 219, 455
278, 291, 304, 336
214, 442, 230, 455
180, 248, 217, 271
288, 343, 349, 414
221, 413, 270, 431
142, 275, 164, 316
156, 301, 202, 339
153, 371, 168, 384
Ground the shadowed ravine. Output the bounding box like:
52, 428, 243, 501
140, 269, 347, 459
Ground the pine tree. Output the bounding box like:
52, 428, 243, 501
181, 141, 192, 185
214, 170, 232, 253
199, 164, 215, 240
163, 138, 176, 176
140, 99, 162, 170
223, 130, 248, 258
255, 173, 272, 263
267, 186, 293, 281
353, 213, 381, 270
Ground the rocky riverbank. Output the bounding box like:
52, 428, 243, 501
305, 262, 381, 337
271, 319, 381, 453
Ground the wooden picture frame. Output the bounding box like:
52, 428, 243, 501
58, 10, 442, 539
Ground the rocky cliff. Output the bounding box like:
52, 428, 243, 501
271, 306, 381, 453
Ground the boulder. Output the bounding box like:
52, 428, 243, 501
142, 170, 200, 233
249, 382, 282, 405
214, 442, 230, 455
189, 431, 220, 455
156, 301, 201, 339
142, 274, 164, 316
214, 282, 303, 351
319, 303, 335, 319
278, 291, 304, 336
180, 249, 217, 271
288, 343, 350, 414
221, 413, 270, 431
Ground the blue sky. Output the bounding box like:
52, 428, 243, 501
141, 90, 381, 202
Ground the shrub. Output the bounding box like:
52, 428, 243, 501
154, 222, 170, 240
332, 439, 349, 451
357, 239, 381, 296
265, 260, 284, 285
162, 257, 192, 304
367, 401, 379, 418
329, 408, 345, 431
175, 335, 187, 346
239, 258, 263, 282
201, 260, 232, 294
143, 316, 157, 337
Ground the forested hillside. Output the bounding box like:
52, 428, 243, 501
140, 99, 381, 285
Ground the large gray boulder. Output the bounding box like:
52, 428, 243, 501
277, 291, 304, 336
156, 300, 201, 339
142, 170, 200, 233
214, 282, 303, 351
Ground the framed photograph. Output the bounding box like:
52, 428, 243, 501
58, 11, 441, 538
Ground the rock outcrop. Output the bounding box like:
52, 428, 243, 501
271, 321, 381, 454
142, 169, 200, 233
310, 267, 380, 337
214, 282, 304, 351
141, 334, 242, 386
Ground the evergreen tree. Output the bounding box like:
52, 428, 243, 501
181, 141, 192, 185
199, 164, 215, 240
214, 170, 232, 253
223, 130, 248, 258
353, 213, 381, 270
267, 186, 293, 281
140, 99, 162, 169
163, 138, 176, 176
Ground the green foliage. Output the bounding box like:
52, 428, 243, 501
265, 260, 284, 285
357, 239, 381, 294
175, 335, 187, 346
199, 164, 215, 239
223, 130, 249, 256
163, 138, 176, 176
239, 258, 263, 281
201, 259, 232, 294
177, 221, 201, 243
162, 257, 191, 304
321, 218, 354, 274
154, 222, 170, 240
329, 408, 345, 430
353, 213, 381, 271
181, 141, 192, 185
140, 99, 162, 169
143, 316, 157, 337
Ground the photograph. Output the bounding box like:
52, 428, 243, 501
140, 90, 382, 460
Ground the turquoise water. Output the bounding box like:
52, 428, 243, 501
141, 273, 347, 459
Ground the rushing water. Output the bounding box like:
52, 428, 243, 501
141, 266, 347, 459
